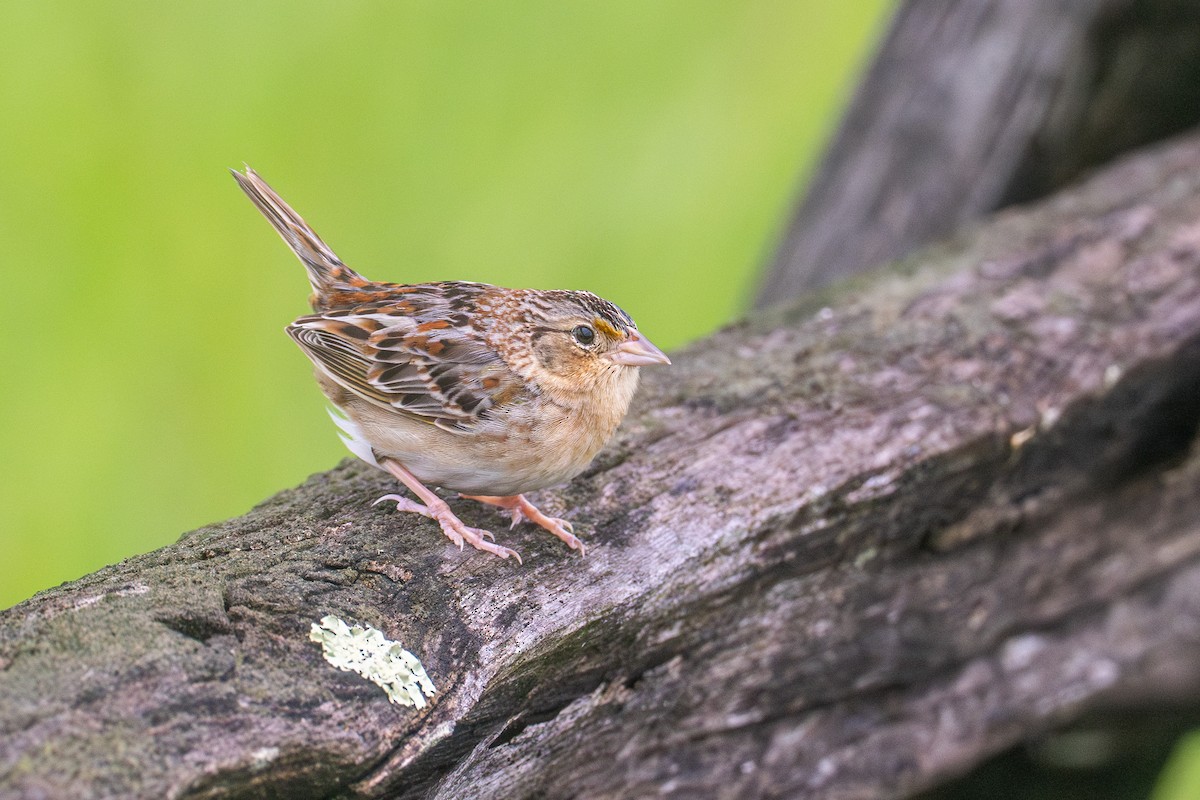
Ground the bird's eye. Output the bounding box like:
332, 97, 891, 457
572, 325, 596, 346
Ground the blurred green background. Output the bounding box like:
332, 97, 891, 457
0, 1, 890, 608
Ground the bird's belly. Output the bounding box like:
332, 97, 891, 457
390, 432, 594, 497
407, 458, 548, 497
342, 399, 609, 496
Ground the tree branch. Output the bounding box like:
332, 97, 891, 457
757, 0, 1200, 304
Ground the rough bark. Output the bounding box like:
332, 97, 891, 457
757, 0, 1200, 305
7, 131, 1200, 799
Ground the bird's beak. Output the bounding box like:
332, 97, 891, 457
606, 331, 671, 367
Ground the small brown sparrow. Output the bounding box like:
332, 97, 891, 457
233, 167, 669, 562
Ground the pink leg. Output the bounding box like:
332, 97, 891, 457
460, 494, 585, 556
374, 459, 521, 563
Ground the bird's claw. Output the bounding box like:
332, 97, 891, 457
463, 494, 585, 556
373, 494, 432, 517
373, 493, 520, 563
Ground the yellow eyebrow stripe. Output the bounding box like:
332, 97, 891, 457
593, 318, 621, 339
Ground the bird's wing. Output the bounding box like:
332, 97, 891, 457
287, 299, 527, 433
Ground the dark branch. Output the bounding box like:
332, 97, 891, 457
757, 0, 1200, 304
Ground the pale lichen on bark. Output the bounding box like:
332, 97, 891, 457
309, 616, 436, 708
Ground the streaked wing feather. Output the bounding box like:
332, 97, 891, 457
288, 325, 394, 407
287, 293, 525, 431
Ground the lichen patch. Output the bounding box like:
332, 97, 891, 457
308, 615, 436, 708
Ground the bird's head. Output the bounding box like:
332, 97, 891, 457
520, 290, 670, 404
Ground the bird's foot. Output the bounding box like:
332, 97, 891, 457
461, 494, 585, 555
374, 494, 520, 563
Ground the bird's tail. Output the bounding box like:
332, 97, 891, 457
232, 166, 368, 306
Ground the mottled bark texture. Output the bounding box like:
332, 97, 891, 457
8, 132, 1200, 800
758, 0, 1200, 304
